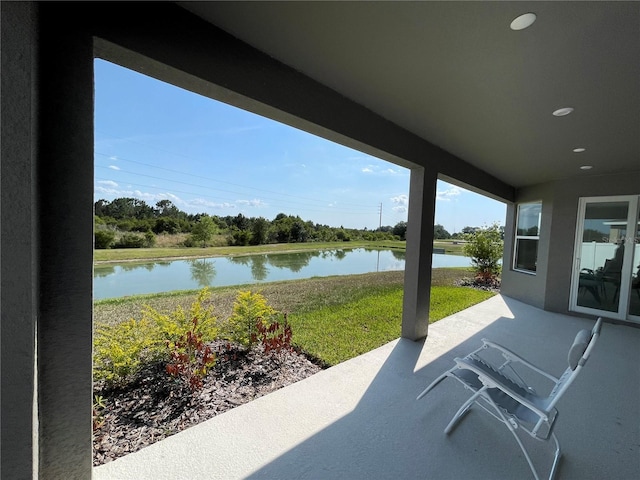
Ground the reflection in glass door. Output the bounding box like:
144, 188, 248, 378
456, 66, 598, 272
571, 196, 639, 321
629, 207, 640, 319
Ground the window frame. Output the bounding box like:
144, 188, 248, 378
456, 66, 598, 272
513, 201, 542, 275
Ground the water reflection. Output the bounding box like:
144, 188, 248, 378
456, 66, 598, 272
189, 258, 217, 287
391, 250, 405, 261
94, 248, 468, 300
266, 251, 318, 272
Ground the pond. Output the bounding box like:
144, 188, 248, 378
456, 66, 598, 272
93, 248, 472, 300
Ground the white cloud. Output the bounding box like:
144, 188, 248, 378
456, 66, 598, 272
390, 194, 409, 206
97, 180, 118, 187
108, 165, 120, 170
94, 186, 183, 206
436, 186, 464, 201
362, 164, 405, 176
236, 199, 266, 207
189, 199, 236, 209
390, 195, 408, 213
109, 156, 118, 161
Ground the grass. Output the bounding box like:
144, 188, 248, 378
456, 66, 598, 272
94, 240, 407, 263
94, 268, 494, 366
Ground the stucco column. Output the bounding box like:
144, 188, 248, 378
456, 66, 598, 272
402, 167, 437, 341
1, 2, 38, 478
36, 5, 95, 478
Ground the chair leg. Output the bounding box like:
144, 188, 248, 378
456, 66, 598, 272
416, 370, 454, 400
444, 388, 485, 434
488, 399, 561, 480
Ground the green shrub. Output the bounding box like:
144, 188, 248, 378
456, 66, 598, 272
144, 230, 156, 247
93, 288, 219, 389
141, 287, 219, 345
93, 317, 159, 387
223, 290, 277, 347
462, 223, 503, 279
94, 230, 115, 249
114, 233, 145, 248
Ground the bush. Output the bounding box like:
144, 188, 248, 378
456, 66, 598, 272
165, 317, 216, 392
93, 288, 219, 389
462, 223, 503, 279
144, 230, 156, 248
223, 290, 277, 347
93, 317, 159, 387
141, 287, 219, 346
114, 233, 145, 248
94, 230, 115, 249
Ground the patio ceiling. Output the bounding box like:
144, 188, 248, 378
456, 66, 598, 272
179, 1, 640, 189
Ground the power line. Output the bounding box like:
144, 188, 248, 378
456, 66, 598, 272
94, 151, 377, 209
94, 177, 375, 216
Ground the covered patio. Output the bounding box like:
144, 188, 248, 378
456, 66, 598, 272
2, 3, 638, 478
94, 296, 640, 480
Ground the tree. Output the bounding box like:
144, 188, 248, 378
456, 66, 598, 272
155, 199, 179, 218
434, 224, 451, 239
392, 221, 407, 240
191, 216, 217, 247
250, 217, 269, 245
462, 223, 503, 279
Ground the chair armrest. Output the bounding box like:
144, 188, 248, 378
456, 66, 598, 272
481, 339, 559, 383
454, 357, 550, 420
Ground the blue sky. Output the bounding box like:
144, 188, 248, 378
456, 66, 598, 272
94, 59, 506, 233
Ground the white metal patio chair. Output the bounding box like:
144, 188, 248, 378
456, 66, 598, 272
416, 317, 603, 480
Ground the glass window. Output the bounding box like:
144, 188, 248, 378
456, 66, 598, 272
514, 202, 541, 273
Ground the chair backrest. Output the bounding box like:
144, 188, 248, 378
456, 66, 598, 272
546, 317, 602, 410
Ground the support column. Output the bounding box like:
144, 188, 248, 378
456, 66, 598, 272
37, 5, 95, 478
1, 3, 38, 478
402, 168, 438, 341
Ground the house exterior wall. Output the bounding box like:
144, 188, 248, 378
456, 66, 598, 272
1, 2, 39, 478
501, 184, 554, 309
544, 172, 640, 314
501, 172, 640, 315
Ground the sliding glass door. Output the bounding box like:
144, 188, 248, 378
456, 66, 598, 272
571, 196, 640, 322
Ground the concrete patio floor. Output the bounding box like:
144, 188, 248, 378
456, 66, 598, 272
93, 295, 640, 480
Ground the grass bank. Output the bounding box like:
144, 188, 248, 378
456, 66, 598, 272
94, 240, 408, 263
94, 268, 493, 366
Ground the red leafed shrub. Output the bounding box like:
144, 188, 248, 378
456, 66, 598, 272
251, 314, 293, 356
165, 317, 216, 392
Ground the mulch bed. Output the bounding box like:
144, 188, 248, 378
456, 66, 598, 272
93, 340, 324, 466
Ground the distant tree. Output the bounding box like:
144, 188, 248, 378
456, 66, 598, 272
155, 199, 179, 218
434, 224, 451, 240
392, 221, 408, 240
249, 217, 269, 245
153, 217, 180, 234
191, 216, 217, 247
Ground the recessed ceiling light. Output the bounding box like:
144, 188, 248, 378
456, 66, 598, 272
573, 148, 586, 153
510, 13, 537, 31
552, 107, 574, 116
580, 165, 593, 170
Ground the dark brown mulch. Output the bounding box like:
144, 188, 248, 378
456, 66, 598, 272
92, 340, 324, 466
454, 276, 501, 293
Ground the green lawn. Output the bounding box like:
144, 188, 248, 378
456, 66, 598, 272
94, 268, 494, 367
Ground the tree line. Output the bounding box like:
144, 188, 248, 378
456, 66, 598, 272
94, 197, 411, 249
94, 197, 481, 249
